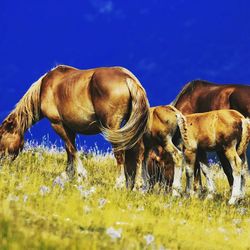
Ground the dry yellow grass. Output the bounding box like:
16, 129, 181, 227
0, 143, 250, 249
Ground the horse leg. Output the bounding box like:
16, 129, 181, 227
198, 151, 216, 199
114, 150, 126, 189
164, 136, 184, 197
193, 150, 203, 193
124, 141, 144, 190
142, 146, 152, 192
217, 150, 233, 189
239, 152, 248, 197
183, 148, 196, 196
224, 143, 243, 205
51, 123, 87, 181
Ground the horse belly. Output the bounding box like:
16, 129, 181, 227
61, 108, 100, 134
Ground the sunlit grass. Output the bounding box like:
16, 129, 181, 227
0, 142, 250, 249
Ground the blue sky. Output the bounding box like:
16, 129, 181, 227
1, 0, 250, 149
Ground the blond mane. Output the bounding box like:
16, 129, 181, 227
5, 73, 46, 134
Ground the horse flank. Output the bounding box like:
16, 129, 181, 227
6, 73, 46, 134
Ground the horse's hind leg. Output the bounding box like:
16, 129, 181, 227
114, 150, 126, 189
200, 157, 215, 199
124, 141, 144, 190
193, 150, 203, 194
51, 123, 87, 181
217, 150, 233, 189
224, 143, 243, 205
239, 152, 248, 197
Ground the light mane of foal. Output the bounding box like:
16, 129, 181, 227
176, 109, 250, 204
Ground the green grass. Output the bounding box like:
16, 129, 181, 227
0, 144, 250, 250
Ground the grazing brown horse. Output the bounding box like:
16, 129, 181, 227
176, 109, 250, 204
0, 65, 150, 188
172, 80, 250, 188
142, 105, 183, 193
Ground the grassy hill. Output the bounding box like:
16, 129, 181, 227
0, 144, 250, 249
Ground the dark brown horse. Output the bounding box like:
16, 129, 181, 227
172, 79, 250, 188
0, 65, 150, 188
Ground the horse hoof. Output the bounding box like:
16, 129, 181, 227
77, 168, 88, 180
172, 189, 181, 198
228, 195, 243, 205
228, 198, 237, 205
205, 193, 214, 200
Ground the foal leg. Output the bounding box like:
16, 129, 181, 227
193, 149, 204, 194
239, 152, 248, 197
183, 148, 196, 196
224, 144, 243, 205
164, 136, 184, 197
51, 123, 87, 181
197, 149, 216, 198
217, 150, 233, 189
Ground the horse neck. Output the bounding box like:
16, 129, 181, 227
6, 73, 44, 135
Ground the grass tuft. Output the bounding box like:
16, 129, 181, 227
0, 143, 250, 249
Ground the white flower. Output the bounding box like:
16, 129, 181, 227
218, 227, 226, 233
83, 206, 91, 214
163, 203, 171, 209
137, 206, 144, 211
16, 183, 23, 190
144, 234, 155, 245
23, 194, 28, 203
180, 219, 186, 225
116, 221, 129, 225
98, 198, 107, 208
40, 185, 50, 196
53, 175, 68, 189
106, 227, 122, 240
232, 218, 241, 225
237, 207, 247, 215
79, 186, 96, 198
7, 194, 19, 202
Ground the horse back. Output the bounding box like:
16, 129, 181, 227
174, 80, 250, 116
186, 109, 244, 149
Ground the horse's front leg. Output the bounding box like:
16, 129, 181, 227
164, 137, 184, 197
51, 123, 87, 182
225, 144, 245, 205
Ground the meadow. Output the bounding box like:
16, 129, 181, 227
0, 142, 250, 250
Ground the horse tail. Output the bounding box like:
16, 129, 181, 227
100, 77, 150, 152
175, 108, 190, 149
237, 118, 250, 156
7, 73, 46, 133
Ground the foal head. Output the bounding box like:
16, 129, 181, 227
0, 114, 24, 159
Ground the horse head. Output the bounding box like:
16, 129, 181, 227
0, 114, 24, 159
